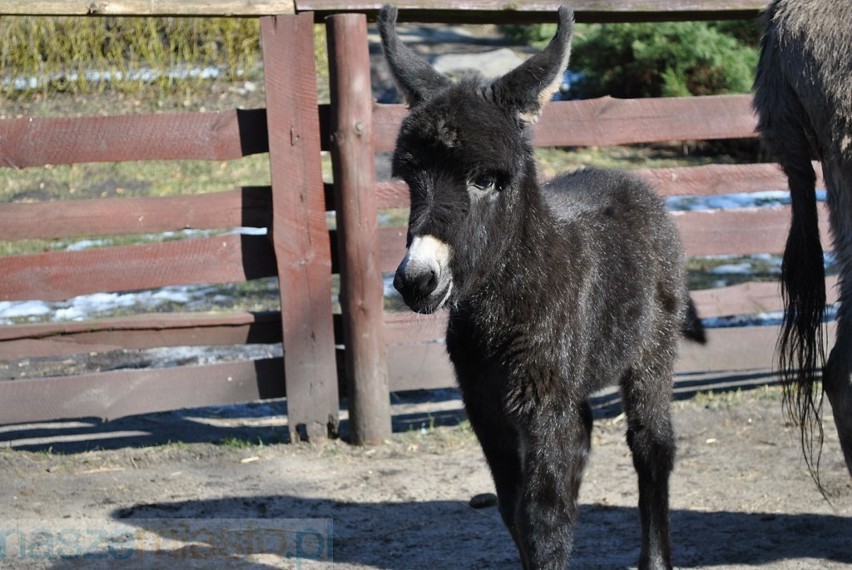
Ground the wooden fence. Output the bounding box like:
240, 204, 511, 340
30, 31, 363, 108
0, 1, 831, 445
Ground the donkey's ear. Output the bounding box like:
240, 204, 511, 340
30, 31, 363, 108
489, 6, 574, 125
378, 5, 451, 105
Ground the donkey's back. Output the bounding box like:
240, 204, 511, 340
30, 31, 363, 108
545, 167, 679, 250
541, 167, 687, 391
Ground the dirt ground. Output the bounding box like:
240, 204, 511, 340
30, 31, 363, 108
0, 384, 849, 569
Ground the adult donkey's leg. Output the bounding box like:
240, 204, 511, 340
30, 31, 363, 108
823, 158, 852, 475
621, 362, 675, 570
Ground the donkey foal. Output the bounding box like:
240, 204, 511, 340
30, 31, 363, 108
380, 6, 703, 569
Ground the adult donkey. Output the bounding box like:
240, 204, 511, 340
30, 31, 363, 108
380, 6, 704, 568
753, 0, 852, 479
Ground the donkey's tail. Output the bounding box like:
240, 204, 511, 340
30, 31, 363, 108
778, 161, 827, 484
682, 297, 706, 344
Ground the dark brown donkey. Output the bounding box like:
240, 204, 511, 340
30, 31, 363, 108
380, 5, 704, 568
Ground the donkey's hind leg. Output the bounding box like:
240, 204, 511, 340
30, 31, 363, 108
823, 158, 852, 475
621, 364, 675, 570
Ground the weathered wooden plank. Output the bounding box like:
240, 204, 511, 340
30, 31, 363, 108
0, 359, 285, 425
0, 187, 271, 241
674, 203, 831, 258
379, 273, 842, 347
633, 161, 824, 198
372, 204, 831, 273
262, 13, 339, 442
0, 234, 276, 302
538, 95, 758, 146
385, 324, 836, 393
372, 95, 758, 153
375, 162, 824, 209
2, 0, 764, 19
0, 1, 296, 16
691, 276, 839, 319
296, 0, 764, 23
676, 322, 836, 375
0, 109, 268, 168
327, 13, 391, 444
0, 311, 283, 358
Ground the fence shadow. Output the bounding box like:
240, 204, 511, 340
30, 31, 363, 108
0, 370, 781, 454
38, 493, 844, 569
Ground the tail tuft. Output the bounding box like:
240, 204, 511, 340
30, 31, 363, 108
682, 297, 706, 344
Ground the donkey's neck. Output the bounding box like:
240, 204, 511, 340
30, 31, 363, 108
473, 161, 566, 314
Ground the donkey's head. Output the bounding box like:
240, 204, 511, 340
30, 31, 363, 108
380, 5, 574, 313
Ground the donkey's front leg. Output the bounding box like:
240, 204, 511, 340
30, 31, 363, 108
515, 399, 593, 569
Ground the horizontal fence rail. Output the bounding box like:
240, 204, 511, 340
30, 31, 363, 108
0, 110, 269, 168
0, 188, 272, 240
0, 311, 284, 357
0, 234, 277, 302
371, 95, 759, 153
2, 0, 766, 20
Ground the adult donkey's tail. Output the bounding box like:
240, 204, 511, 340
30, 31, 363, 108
777, 160, 827, 482
753, 0, 828, 485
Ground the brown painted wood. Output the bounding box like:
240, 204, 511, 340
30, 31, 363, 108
327, 13, 391, 444
0, 234, 276, 302
0, 109, 268, 168
674, 203, 831, 258
0, 359, 285, 425
534, 95, 758, 146
372, 95, 757, 153
379, 274, 842, 348
676, 322, 836, 375
632, 162, 824, 198
0, 187, 272, 241
3, 0, 763, 19
295, 0, 764, 23
262, 13, 339, 442
0, 1, 296, 16
690, 276, 839, 320
373, 204, 831, 273
384, 324, 837, 393
374, 162, 824, 209
0, 311, 283, 358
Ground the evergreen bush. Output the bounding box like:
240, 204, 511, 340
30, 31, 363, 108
502, 20, 759, 98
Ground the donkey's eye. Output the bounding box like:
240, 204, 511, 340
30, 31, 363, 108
470, 175, 497, 192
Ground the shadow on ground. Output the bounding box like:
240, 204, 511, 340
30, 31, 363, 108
35, 494, 844, 569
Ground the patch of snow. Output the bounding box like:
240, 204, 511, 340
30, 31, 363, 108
666, 189, 826, 212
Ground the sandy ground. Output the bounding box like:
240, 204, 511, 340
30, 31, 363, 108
0, 385, 849, 569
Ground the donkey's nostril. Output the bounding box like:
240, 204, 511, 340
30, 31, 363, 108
394, 261, 440, 304
414, 269, 439, 296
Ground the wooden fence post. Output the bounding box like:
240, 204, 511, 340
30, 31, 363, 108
261, 13, 339, 443
326, 13, 392, 444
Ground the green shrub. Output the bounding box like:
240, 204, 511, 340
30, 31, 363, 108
569, 21, 758, 98
0, 16, 261, 98
501, 20, 759, 98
